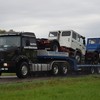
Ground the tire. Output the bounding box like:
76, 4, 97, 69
51, 62, 59, 76
50, 42, 59, 52
16, 62, 29, 78
60, 62, 69, 75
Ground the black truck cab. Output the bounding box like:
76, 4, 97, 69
0, 32, 37, 77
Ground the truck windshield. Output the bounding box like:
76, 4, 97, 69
0, 36, 20, 47
49, 32, 58, 37
88, 39, 96, 44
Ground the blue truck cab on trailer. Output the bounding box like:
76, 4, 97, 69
86, 38, 100, 52
85, 38, 100, 64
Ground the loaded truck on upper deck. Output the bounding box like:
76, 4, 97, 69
0, 31, 100, 78
37, 30, 86, 63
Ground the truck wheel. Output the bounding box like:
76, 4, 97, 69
16, 62, 29, 78
51, 42, 59, 52
60, 62, 69, 75
51, 63, 59, 76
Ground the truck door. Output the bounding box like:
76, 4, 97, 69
59, 31, 71, 47
71, 31, 79, 50
22, 36, 37, 62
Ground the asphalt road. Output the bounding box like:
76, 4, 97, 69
0, 75, 63, 84
0, 73, 89, 84
0, 75, 50, 84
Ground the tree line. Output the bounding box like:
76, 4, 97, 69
0, 29, 15, 33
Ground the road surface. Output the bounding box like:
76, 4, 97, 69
0, 73, 89, 84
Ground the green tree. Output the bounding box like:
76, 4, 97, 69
0, 29, 6, 33
0, 29, 15, 34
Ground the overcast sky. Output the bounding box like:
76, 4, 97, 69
0, 0, 100, 38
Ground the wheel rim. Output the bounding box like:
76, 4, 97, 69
97, 67, 100, 74
21, 65, 28, 76
53, 66, 59, 75
75, 55, 81, 63
91, 68, 95, 74
62, 66, 68, 74
53, 45, 58, 52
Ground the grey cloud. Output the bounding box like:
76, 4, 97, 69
0, 0, 100, 38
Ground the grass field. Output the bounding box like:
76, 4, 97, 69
0, 75, 100, 100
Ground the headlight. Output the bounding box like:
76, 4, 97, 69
3, 63, 8, 67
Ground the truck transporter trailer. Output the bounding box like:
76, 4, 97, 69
0, 32, 100, 78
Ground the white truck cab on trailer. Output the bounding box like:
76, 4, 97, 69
48, 30, 86, 56
48, 30, 86, 63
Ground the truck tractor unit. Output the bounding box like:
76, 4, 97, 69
37, 30, 86, 63
85, 38, 100, 64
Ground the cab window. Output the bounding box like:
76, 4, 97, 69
72, 32, 77, 40
62, 31, 71, 36
22, 37, 36, 47
49, 32, 58, 37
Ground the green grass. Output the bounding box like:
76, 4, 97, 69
2, 73, 16, 76
0, 75, 100, 100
